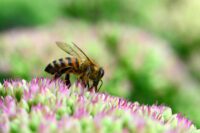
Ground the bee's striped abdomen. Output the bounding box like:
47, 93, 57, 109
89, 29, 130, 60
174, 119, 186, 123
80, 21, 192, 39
59, 58, 65, 67
44, 59, 61, 74
65, 57, 80, 70
44, 57, 80, 75
44, 63, 56, 74
65, 57, 72, 66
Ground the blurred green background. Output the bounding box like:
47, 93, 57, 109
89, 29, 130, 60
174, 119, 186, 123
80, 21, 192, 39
0, 0, 200, 128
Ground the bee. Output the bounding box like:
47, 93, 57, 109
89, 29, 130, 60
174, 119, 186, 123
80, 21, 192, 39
44, 42, 104, 91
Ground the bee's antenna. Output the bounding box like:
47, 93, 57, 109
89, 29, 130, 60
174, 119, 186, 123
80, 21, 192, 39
98, 80, 103, 91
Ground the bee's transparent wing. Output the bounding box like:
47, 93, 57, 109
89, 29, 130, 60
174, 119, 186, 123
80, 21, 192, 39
56, 41, 95, 65
56, 41, 82, 59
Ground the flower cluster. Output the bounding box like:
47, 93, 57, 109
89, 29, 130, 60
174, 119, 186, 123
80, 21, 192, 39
0, 78, 199, 133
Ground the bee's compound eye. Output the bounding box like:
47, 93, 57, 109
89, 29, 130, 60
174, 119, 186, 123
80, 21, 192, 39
99, 67, 104, 78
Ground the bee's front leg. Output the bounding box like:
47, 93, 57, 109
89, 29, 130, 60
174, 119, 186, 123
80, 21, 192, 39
89, 81, 98, 92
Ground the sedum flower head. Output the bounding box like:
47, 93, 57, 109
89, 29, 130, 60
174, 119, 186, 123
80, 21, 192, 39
0, 78, 199, 133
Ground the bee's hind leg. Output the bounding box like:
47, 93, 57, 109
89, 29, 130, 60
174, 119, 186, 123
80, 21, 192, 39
65, 74, 71, 87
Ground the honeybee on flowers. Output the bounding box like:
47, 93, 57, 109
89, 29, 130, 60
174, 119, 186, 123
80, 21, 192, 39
45, 42, 104, 91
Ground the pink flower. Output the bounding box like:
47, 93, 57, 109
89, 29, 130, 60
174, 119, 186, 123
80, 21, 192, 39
1, 96, 16, 117
0, 78, 198, 132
